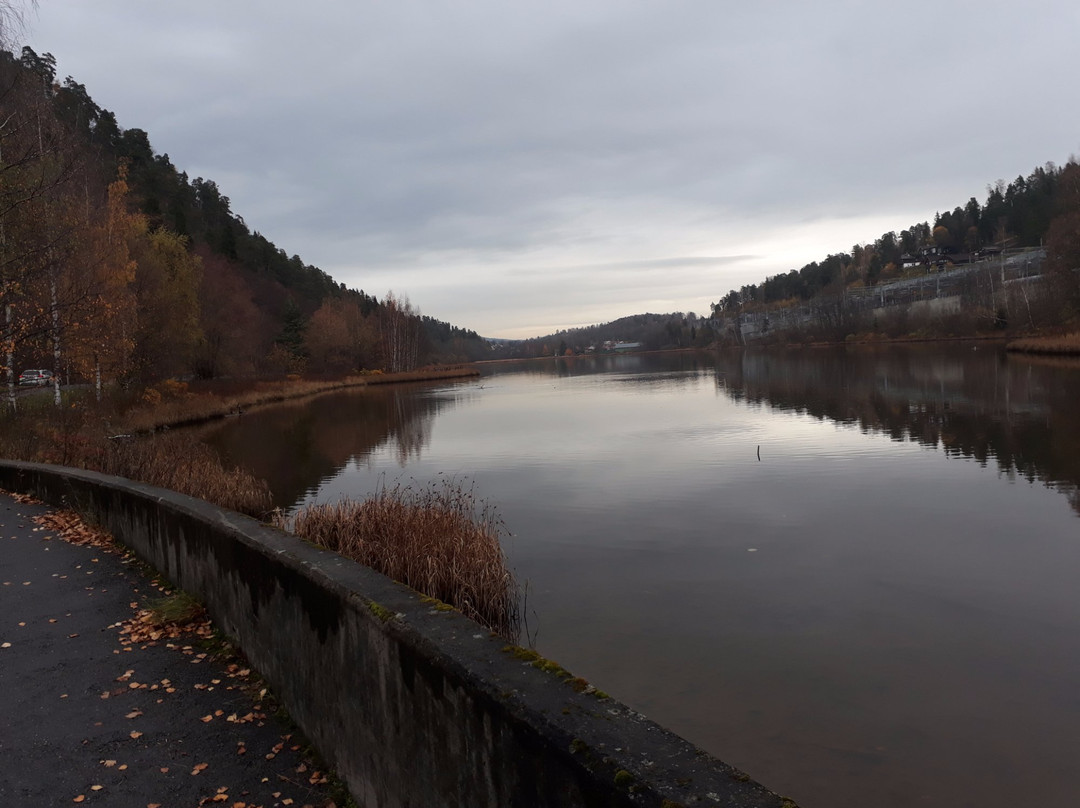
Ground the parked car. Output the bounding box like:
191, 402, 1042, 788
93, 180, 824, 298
17, 369, 53, 386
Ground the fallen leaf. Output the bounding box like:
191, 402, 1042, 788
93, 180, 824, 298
103, 760, 117, 768
130, 731, 142, 739
73, 797, 85, 804
191, 762, 208, 775
90, 785, 103, 791
125, 710, 142, 719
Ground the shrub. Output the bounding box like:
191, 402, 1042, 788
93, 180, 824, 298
279, 478, 520, 640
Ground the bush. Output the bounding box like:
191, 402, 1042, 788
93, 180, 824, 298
279, 478, 520, 640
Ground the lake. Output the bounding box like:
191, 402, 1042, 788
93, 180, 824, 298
196, 345, 1080, 808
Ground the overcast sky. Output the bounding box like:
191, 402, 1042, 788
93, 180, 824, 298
24, 1, 1080, 338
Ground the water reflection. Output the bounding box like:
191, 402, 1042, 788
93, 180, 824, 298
711, 345, 1080, 513
195, 383, 470, 505
189, 347, 1080, 808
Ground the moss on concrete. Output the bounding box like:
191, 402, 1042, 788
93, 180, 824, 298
367, 601, 394, 622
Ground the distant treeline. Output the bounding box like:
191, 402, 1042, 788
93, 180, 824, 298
498, 159, 1080, 356
0, 45, 489, 400
490, 312, 714, 358
713, 159, 1080, 323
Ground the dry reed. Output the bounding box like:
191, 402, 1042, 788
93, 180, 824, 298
120, 367, 480, 433
0, 405, 272, 517
97, 434, 272, 517
1006, 332, 1080, 355
279, 478, 520, 640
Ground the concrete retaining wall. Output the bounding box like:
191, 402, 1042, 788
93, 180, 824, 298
0, 460, 790, 808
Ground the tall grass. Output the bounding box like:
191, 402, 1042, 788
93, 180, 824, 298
0, 402, 272, 517
119, 367, 479, 433
1007, 332, 1080, 355
279, 478, 520, 640
96, 434, 272, 516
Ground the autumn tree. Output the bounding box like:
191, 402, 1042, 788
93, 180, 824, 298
192, 249, 263, 378
304, 296, 381, 374
127, 225, 203, 382
0, 47, 87, 407
65, 171, 138, 398
379, 291, 421, 373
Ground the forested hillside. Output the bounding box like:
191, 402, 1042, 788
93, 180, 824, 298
0, 45, 488, 403
713, 159, 1080, 331
490, 312, 714, 358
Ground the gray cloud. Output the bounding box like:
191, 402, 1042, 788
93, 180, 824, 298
28, 1, 1080, 336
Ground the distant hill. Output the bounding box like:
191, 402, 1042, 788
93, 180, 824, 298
489, 312, 714, 358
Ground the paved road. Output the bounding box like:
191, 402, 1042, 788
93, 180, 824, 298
0, 491, 341, 808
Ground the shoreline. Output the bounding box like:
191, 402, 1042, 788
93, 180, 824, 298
123, 366, 480, 433
1004, 333, 1080, 356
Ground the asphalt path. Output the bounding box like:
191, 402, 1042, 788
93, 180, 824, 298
0, 491, 342, 808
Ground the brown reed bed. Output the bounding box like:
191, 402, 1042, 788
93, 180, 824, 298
95, 434, 273, 516
278, 478, 520, 640
120, 367, 480, 433
1006, 332, 1080, 355
0, 403, 272, 517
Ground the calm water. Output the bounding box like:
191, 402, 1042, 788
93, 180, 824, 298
196, 346, 1080, 808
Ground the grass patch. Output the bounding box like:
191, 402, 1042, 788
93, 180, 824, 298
279, 478, 520, 640
145, 591, 207, 627
1007, 331, 1080, 355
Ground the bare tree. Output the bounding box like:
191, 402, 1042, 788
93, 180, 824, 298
379, 291, 421, 373
0, 1, 34, 50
